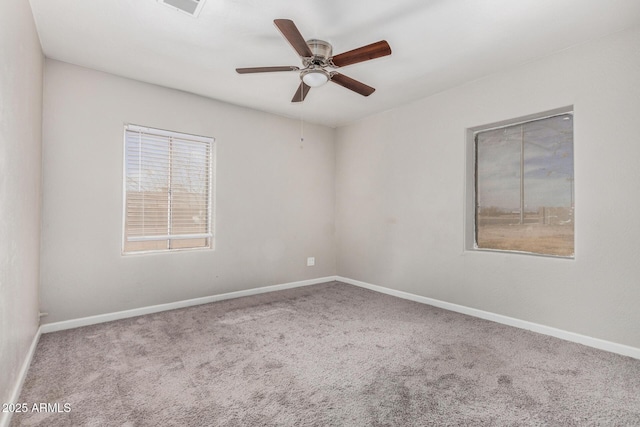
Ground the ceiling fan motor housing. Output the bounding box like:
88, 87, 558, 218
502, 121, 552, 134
305, 39, 332, 66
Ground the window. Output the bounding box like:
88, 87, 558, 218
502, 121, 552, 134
472, 111, 574, 257
123, 124, 214, 253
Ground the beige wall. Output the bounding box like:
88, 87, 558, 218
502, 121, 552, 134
40, 60, 336, 323
0, 0, 43, 407
336, 26, 640, 348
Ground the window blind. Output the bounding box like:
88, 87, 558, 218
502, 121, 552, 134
124, 125, 213, 252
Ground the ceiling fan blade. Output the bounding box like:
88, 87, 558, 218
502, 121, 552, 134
291, 82, 311, 103
331, 40, 392, 68
330, 73, 375, 97
274, 19, 313, 58
236, 66, 299, 74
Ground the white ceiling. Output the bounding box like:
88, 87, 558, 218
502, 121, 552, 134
29, 0, 640, 128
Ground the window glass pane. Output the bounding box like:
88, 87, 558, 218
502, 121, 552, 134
170, 238, 208, 250
170, 138, 210, 237
475, 113, 574, 257
476, 126, 521, 222
123, 239, 168, 253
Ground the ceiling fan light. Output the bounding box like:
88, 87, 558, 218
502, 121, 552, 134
302, 70, 329, 87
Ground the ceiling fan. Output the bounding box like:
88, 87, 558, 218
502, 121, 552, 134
236, 19, 392, 102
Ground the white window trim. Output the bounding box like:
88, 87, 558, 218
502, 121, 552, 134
121, 124, 216, 255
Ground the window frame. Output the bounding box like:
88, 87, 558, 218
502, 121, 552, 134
121, 124, 215, 255
464, 106, 574, 258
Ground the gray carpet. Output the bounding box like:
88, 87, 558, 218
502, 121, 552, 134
11, 281, 640, 426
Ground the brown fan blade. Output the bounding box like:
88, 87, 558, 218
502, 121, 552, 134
331, 40, 391, 67
274, 19, 313, 58
291, 81, 311, 103
330, 73, 375, 97
236, 66, 299, 74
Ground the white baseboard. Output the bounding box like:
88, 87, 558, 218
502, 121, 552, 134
1, 326, 42, 427
37, 274, 640, 360
337, 276, 640, 360
40, 276, 338, 334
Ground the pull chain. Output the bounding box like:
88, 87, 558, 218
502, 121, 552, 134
300, 98, 305, 143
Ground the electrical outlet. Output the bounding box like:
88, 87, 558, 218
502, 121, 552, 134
307, 257, 315, 266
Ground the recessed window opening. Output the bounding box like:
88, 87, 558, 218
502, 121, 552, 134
473, 111, 574, 257
123, 124, 214, 254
